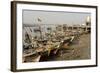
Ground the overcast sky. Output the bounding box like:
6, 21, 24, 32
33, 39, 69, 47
23, 10, 91, 25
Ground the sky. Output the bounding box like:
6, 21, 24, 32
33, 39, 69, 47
23, 10, 91, 25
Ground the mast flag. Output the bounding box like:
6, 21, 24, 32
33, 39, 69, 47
38, 18, 42, 22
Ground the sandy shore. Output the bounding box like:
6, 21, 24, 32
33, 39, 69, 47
48, 33, 91, 61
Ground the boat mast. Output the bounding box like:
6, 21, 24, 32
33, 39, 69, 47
37, 18, 43, 40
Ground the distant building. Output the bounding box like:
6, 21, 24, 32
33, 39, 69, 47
61, 16, 91, 33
